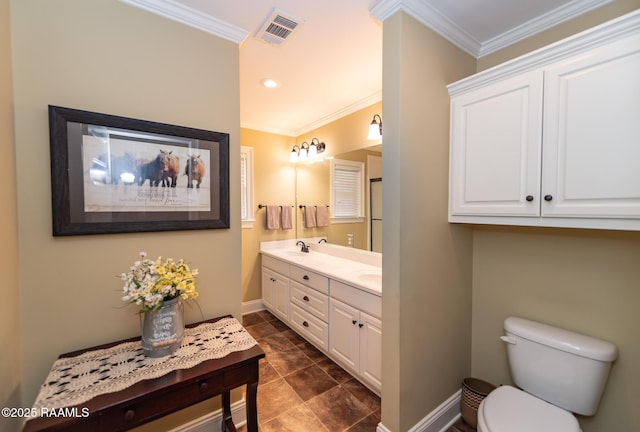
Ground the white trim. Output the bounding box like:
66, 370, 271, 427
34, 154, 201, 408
168, 399, 247, 432
370, 0, 613, 58
294, 91, 382, 136
448, 9, 640, 96
376, 390, 462, 432
479, 0, 613, 57
242, 300, 265, 316
119, 0, 249, 44
240, 146, 255, 227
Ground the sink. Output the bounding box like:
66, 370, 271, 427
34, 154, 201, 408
353, 270, 382, 286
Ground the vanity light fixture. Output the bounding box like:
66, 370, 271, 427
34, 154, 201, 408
289, 138, 326, 163
367, 114, 382, 140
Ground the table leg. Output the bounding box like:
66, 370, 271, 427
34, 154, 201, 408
246, 381, 259, 432
222, 391, 234, 432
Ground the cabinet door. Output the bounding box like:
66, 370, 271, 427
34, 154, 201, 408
542, 33, 640, 218
359, 312, 382, 392
274, 275, 289, 322
329, 299, 359, 372
261, 267, 276, 311
450, 71, 543, 216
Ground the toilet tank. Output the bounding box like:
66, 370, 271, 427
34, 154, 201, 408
502, 317, 617, 416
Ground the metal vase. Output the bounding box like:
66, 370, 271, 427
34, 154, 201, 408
141, 297, 184, 357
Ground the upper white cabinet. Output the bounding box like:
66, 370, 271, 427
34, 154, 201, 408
448, 11, 640, 230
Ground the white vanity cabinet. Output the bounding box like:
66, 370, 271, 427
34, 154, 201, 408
261, 255, 290, 322
448, 12, 640, 230
329, 280, 382, 393
289, 266, 330, 351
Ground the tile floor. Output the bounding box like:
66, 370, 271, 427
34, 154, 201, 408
239, 310, 475, 432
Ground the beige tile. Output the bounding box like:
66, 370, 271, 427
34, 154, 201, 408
284, 364, 338, 401
257, 378, 303, 423
306, 385, 372, 431
261, 404, 329, 432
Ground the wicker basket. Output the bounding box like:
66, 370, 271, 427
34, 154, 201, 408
461, 377, 496, 428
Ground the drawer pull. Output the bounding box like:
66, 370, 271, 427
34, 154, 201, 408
199, 381, 209, 393
124, 408, 136, 422
303, 321, 309, 327
303, 295, 310, 301
352, 320, 357, 325
359, 323, 364, 328
303, 275, 310, 280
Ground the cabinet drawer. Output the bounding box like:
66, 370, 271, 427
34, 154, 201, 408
290, 265, 328, 294
290, 303, 328, 351
262, 255, 289, 276
290, 281, 329, 322
331, 280, 381, 319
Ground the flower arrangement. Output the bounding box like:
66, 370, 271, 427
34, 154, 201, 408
121, 252, 199, 313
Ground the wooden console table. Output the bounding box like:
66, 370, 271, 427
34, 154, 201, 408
23, 315, 265, 432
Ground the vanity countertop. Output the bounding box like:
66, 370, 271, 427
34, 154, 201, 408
260, 241, 381, 296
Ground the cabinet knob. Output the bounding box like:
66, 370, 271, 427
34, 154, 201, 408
544, 194, 553, 201
303, 295, 309, 301
124, 408, 136, 422
302, 321, 309, 327
270, 277, 276, 282
199, 381, 209, 393
525, 195, 534, 202
303, 275, 310, 280
359, 323, 364, 328
352, 320, 357, 325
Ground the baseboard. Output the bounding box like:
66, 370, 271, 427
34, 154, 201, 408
377, 390, 461, 432
168, 400, 247, 432
242, 299, 264, 315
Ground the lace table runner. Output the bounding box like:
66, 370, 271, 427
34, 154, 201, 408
31, 317, 257, 415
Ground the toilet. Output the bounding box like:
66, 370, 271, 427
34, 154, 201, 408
477, 317, 617, 432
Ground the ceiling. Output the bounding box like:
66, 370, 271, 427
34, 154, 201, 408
121, 0, 612, 136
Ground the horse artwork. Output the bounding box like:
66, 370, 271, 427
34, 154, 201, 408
136, 152, 169, 187
161, 151, 180, 188
184, 154, 206, 188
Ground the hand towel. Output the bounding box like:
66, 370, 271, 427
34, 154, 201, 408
266, 205, 280, 230
304, 206, 317, 228
316, 205, 329, 227
280, 205, 293, 230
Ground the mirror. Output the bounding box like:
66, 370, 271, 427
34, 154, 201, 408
295, 145, 382, 251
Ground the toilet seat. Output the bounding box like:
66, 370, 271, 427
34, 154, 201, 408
477, 385, 581, 432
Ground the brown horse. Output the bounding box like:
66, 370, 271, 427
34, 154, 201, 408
184, 154, 206, 188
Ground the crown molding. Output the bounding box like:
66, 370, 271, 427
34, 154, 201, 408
370, 0, 480, 56
370, 0, 613, 58
294, 91, 383, 137
119, 0, 249, 44
479, 0, 614, 57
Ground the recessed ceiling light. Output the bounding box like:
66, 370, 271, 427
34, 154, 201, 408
262, 79, 279, 88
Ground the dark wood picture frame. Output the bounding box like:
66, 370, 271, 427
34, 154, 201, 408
49, 106, 230, 235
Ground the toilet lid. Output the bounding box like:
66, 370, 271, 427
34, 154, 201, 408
479, 386, 580, 432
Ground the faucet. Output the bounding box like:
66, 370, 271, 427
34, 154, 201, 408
318, 238, 327, 243
296, 241, 310, 253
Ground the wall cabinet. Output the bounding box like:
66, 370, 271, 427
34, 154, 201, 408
448, 12, 640, 230
261, 255, 381, 394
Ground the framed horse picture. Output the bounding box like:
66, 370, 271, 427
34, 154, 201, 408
48, 106, 230, 235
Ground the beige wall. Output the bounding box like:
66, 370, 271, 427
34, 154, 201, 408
240, 101, 381, 303
11, 1, 241, 429
381, 12, 475, 431
241, 128, 296, 303
472, 228, 640, 431
1, 1, 22, 431
470, 4, 640, 431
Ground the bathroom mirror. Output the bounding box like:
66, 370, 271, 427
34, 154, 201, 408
295, 145, 382, 251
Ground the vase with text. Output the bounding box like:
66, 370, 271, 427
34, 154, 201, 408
141, 297, 185, 357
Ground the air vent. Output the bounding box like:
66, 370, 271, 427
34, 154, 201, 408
255, 9, 303, 46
